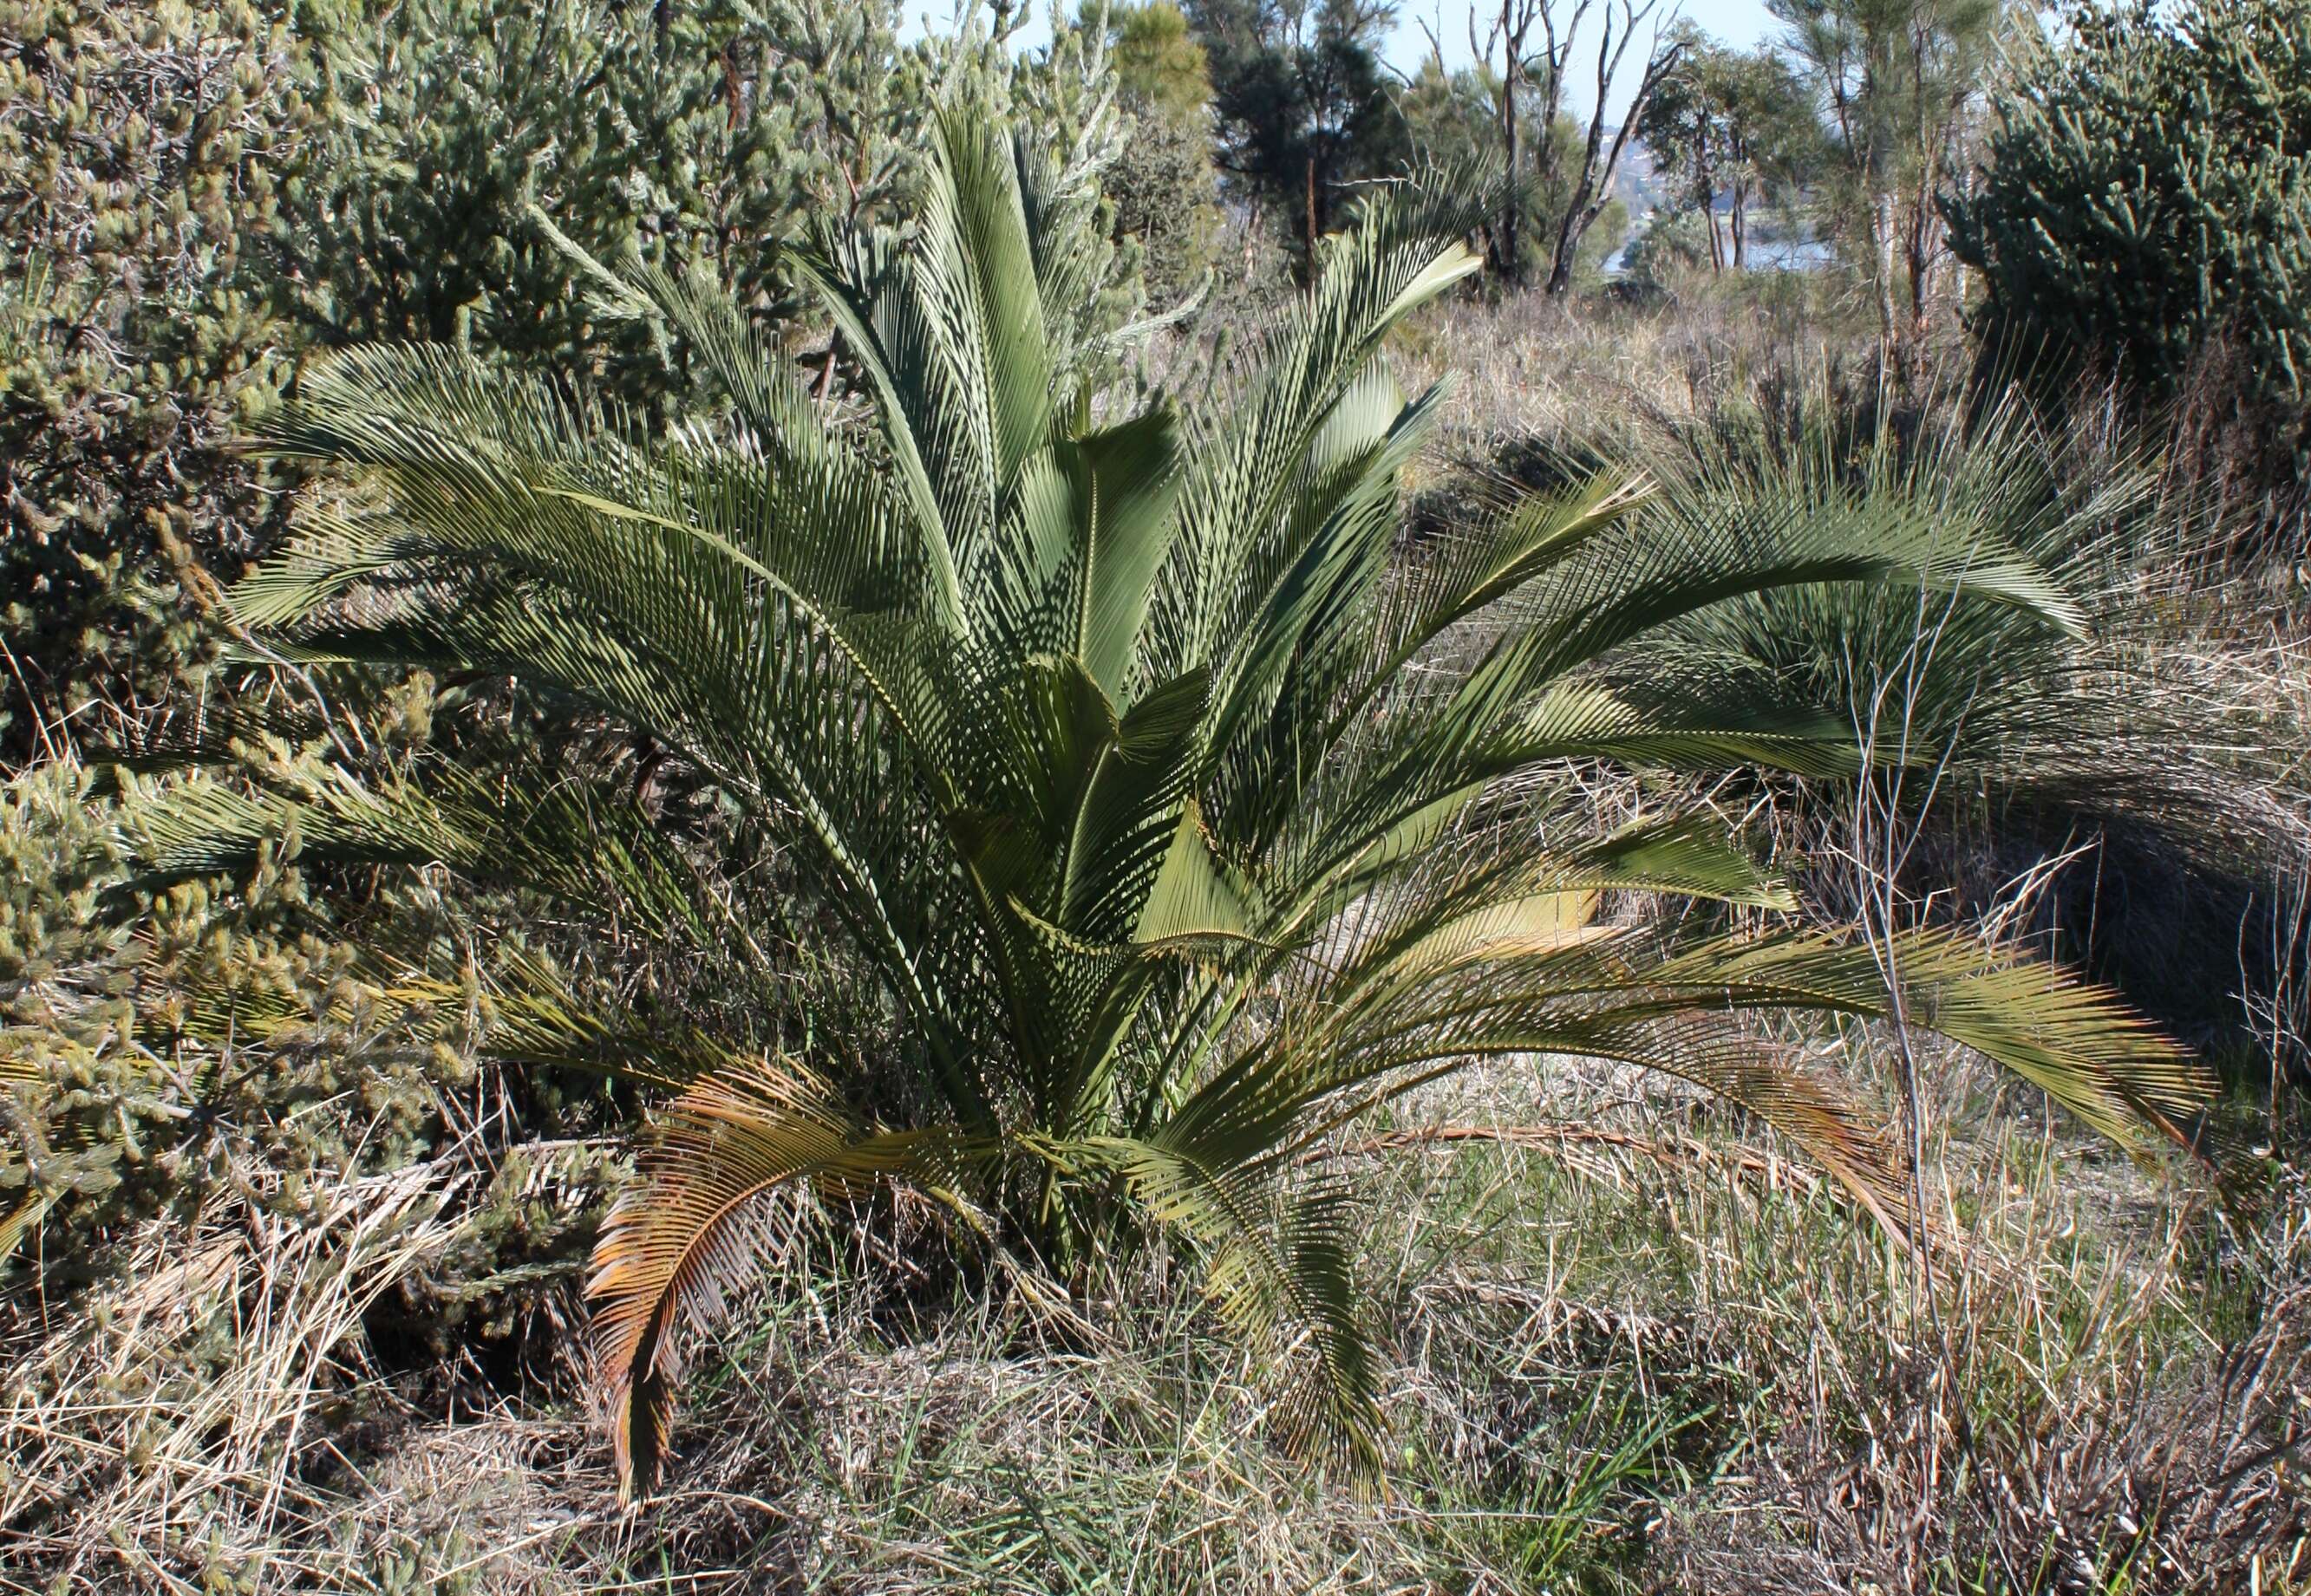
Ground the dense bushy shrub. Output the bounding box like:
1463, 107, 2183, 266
4, 765, 463, 1245
0, 753, 643, 1382
1102, 2, 1221, 303
0, 0, 332, 764
1946, 0, 2311, 498
0, 0, 1141, 770
298, 0, 1143, 384
298, 0, 942, 397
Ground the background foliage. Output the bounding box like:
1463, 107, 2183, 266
0, 0, 1146, 766
1948, 0, 2311, 505
0, 0, 330, 763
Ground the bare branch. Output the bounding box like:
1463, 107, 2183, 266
1544, 0, 1682, 294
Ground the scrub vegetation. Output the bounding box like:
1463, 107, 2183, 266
4, 1, 2308, 1589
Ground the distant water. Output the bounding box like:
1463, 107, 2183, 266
1601, 231, 1837, 278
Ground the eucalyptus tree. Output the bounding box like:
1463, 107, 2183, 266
1185, 0, 1408, 269
1415, 0, 1680, 291
167, 118, 2210, 1499
1773, 0, 2000, 348
1538, 0, 1687, 295
1639, 27, 1815, 270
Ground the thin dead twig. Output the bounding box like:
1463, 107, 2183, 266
1309, 1121, 1825, 1195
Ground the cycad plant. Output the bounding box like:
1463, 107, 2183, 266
158, 118, 2211, 1497
1618, 373, 2192, 799
1588, 368, 2297, 936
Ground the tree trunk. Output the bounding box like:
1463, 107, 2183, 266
1698, 134, 1721, 272
1502, 69, 1521, 283
1907, 172, 1936, 339
1304, 154, 1319, 281
1548, 23, 1682, 297
1871, 189, 1900, 358
1547, 116, 1610, 297
1730, 176, 1748, 270
1545, 179, 1591, 296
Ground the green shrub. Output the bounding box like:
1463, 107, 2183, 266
0, 0, 1141, 767
1101, 2, 1222, 303
1946, 0, 2311, 495
0, 0, 334, 764
2, 763, 453, 1252
297, 0, 933, 391
0, 754, 641, 1377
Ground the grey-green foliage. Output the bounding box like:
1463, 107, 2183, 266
1100, 0, 1221, 302
0, 762, 447, 1248
1945, 0, 2311, 485
297, 0, 1015, 406
0, 0, 1144, 768
989, 4, 1149, 368
0, 748, 645, 1365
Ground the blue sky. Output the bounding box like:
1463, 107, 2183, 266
905, 2, 1786, 121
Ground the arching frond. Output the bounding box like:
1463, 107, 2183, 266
591, 1059, 989, 1499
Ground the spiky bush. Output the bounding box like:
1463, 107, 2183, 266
0, 0, 1140, 769
1472, 358, 2309, 1026
0, 757, 624, 1295
1946, 0, 2311, 501
1622, 379, 2197, 805
0, 0, 334, 763
300, 0, 1145, 385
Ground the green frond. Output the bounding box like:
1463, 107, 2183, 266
1300, 920, 2210, 1177
1061, 405, 1185, 700
1361, 472, 1654, 690
1438, 497, 2084, 750
1643, 928, 2216, 1155
1058, 668, 1211, 941
1153, 223, 1480, 681
1063, 1137, 1381, 1475
1134, 805, 1260, 949
121, 762, 726, 953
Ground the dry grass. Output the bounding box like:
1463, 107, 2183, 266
0, 1163, 468, 1590
1384, 270, 1877, 469
8, 1026, 2304, 1593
